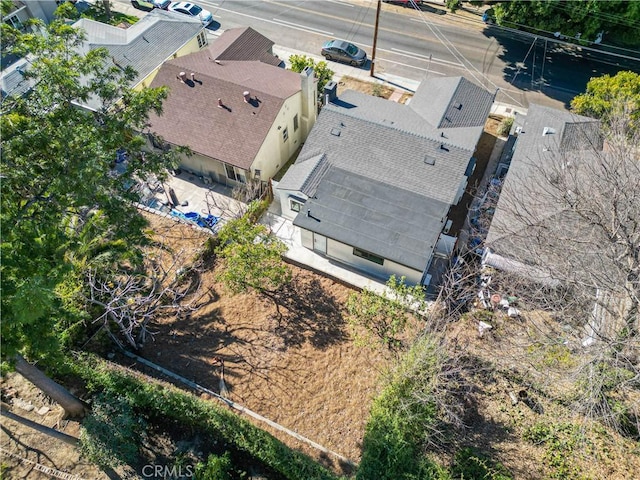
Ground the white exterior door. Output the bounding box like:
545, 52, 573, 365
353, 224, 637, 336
313, 233, 327, 254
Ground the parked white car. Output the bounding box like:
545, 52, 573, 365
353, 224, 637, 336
168, 2, 213, 25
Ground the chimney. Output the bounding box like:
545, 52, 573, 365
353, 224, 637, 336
323, 81, 338, 104
218, 98, 223, 108
178, 71, 186, 83
190, 73, 195, 82
243, 91, 251, 103
307, 209, 311, 218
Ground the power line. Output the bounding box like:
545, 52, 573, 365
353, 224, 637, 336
404, 1, 526, 106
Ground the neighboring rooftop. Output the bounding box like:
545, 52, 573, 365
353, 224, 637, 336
147, 33, 303, 170
74, 9, 204, 88
0, 58, 32, 99
486, 104, 603, 249
293, 166, 449, 271
207, 26, 283, 67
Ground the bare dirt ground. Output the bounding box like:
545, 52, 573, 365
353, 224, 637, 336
135, 213, 390, 471
1, 374, 107, 480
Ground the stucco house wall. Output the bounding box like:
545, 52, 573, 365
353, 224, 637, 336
300, 229, 423, 284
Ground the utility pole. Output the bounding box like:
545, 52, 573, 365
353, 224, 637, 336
370, 0, 381, 77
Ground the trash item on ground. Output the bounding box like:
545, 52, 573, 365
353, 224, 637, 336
509, 391, 518, 405
491, 293, 501, 304
508, 307, 520, 318
478, 321, 493, 337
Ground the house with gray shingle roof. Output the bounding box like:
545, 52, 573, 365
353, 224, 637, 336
482, 104, 637, 346
146, 27, 318, 186
73, 9, 207, 110
485, 104, 602, 271
276, 76, 495, 285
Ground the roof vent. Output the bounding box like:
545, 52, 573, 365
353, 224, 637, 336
424, 155, 436, 165
454, 102, 462, 110
243, 91, 250, 103
177, 71, 186, 83
542, 127, 556, 136
439, 144, 449, 152
330, 128, 341, 137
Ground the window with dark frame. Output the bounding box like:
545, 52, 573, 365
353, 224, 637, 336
353, 247, 384, 265
293, 114, 299, 132
225, 164, 237, 181
197, 31, 207, 48
290, 199, 303, 212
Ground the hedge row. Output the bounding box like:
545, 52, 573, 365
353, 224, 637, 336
71, 354, 343, 480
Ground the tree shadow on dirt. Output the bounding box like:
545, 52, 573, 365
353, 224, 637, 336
271, 277, 348, 349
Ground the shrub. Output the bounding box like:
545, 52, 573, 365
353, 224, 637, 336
451, 447, 513, 480
195, 453, 234, 480
497, 117, 514, 137
72, 355, 339, 480
79, 393, 145, 468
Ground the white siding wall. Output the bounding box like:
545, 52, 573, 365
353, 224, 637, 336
295, 234, 424, 284
277, 189, 307, 221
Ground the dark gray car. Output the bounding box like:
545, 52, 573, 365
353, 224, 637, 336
321, 40, 367, 67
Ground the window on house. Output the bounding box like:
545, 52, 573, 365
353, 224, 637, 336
290, 198, 304, 212
353, 248, 384, 265
282, 127, 288, 142
225, 164, 237, 181
197, 31, 207, 48
293, 114, 299, 132
5, 14, 23, 30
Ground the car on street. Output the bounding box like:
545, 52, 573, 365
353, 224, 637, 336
321, 39, 367, 67
168, 2, 213, 25
131, 0, 171, 10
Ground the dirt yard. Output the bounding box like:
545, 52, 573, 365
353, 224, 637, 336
134, 213, 389, 471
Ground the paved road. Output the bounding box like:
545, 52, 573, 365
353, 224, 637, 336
117, 0, 640, 109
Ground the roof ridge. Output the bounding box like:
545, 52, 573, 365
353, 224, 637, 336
324, 106, 470, 151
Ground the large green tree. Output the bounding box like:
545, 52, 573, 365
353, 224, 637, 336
492, 0, 640, 47
215, 213, 291, 314
1, 9, 179, 413
571, 70, 640, 133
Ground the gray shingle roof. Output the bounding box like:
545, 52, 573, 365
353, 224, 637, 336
75, 10, 204, 88
297, 106, 473, 205
276, 154, 328, 195
293, 167, 448, 271
278, 76, 494, 272
486, 104, 602, 252
409, 76, 496, 129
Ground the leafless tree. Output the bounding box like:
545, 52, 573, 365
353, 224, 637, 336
84, 245, 201, 349
481, 108, 640, 436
